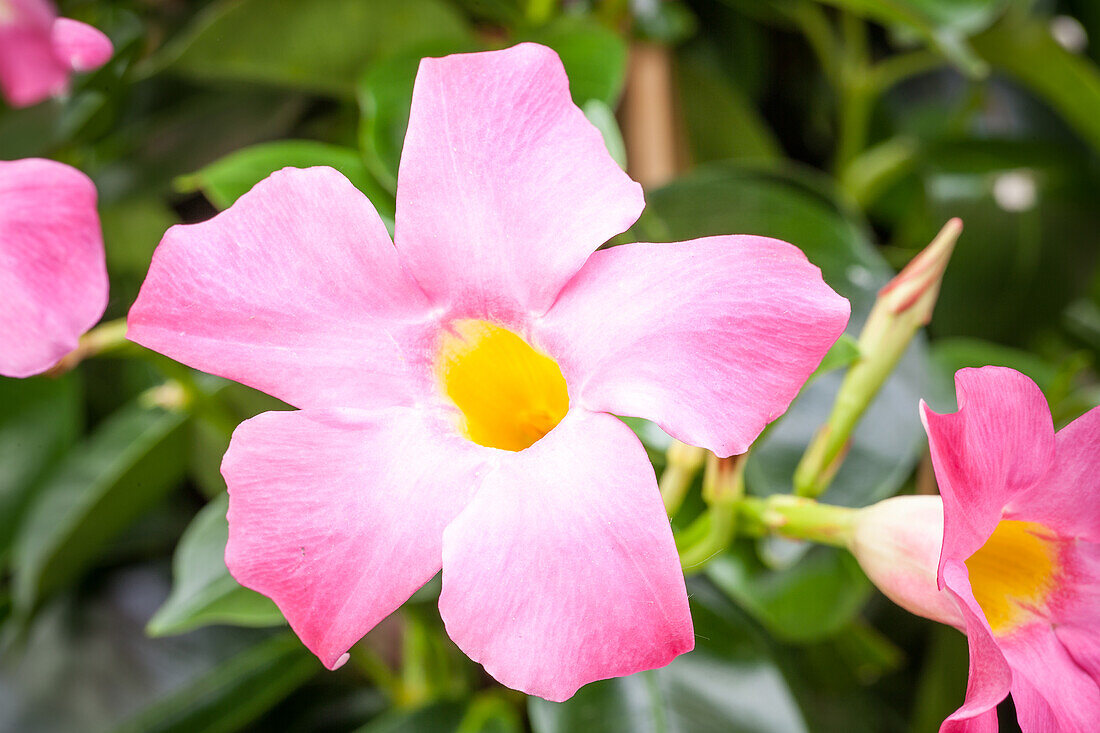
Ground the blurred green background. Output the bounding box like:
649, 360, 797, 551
1, 0, 1098, 731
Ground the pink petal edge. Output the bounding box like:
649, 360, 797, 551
439, 409, 694, 701
0, 158, 107, 377
128, 166, 438, 411
538, 236, 850, 457
51, 17, 113, 73
223, 406, 494, 669
394, 43, 644, 321
922, 367, 1055, 587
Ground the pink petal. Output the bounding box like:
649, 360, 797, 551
0, 158, 107, 377
1015, 405, 1100, 542
223, 406, 492, 669
1054, 541, 1100, 684
51, 17, 112, 73
438, 409, 694, 701
999, 625, 1100, 732
940, 561, 1013, 732
129, 166, 437, 411
394, 43, 644, 319
0, 0, 67, 107
538, 236, 849, 457
921, 367, 1055, 584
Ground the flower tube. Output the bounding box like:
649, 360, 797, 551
850, 367, 1100, 732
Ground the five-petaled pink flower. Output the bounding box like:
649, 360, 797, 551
0, 158, 108, 377
0, 0, 113, 108
851, 366, 1100, 732
128, 44, 850, 700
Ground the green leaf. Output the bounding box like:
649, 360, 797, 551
582, 100, 628, 170
529, 581, 807, 733
521, 15, 629, 106
814, 0, 1010, 74
110, 632, 318, 733
175, 140, 395, 222
12, 401, 189, 612
676, 44, 782, 165
156, 0, 471, 96
147, 494, 284, 638
810, 334, 861, 382
352, 702, 468, 733
706, 544, 871, 642
972, 14, 1100, 155
0, 375, 82, 565
358, 39, 479, 192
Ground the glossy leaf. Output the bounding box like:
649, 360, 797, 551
175, 140, 394, 222
521, 15, 629, 106
528, 581, 807, 733
0, 375, 82, 565
706, 544, 871, 642
12, 402, 189, 612
110, 632, 318, 733
157, 0, 471, 96
972, 14, 1100, 154
147, 494, 284, 638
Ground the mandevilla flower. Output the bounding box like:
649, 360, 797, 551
0, 0, 112, 108
128, 44, 850, 699
850, 366, 1100, 732
0, 158, 108, 378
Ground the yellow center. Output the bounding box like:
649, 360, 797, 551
436, 320, 569, 451
965, 519, 1058, 634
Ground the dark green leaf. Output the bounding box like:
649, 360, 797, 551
810, 334, 861, 382
147, 494, 284, 638
358, 39, 479, 192
707, 544, 871, 642
529, 582, 807, 733
156, 0, 471, 96
12, 402, 189, 612
353, 701, 467, 733
176, 140, 394, 222
973, 14, 1100, 154
110, 632, 318, 733
676, 44, 782, 165
0, 375, 82, 564
521, 16, 628, 106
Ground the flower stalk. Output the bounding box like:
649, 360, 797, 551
678, 451, 747, 572
794, 218, 962, 498
659, 440, 707, 517
737, 495, 857, 548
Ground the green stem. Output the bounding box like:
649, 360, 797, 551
737, 495, 857, 548
349, 642, 404, 702
658, 440, 706, 517
869, 49, 946, 92
48, 317, 133, 373
835, 13, 873, 173
677, 452, 748, 573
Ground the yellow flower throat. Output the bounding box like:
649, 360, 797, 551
436, 320, 569, 451
965, 519, 1059, 634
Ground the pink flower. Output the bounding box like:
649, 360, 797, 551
851, 366, 1100, 732
128, 44, 850, 700
0, 0, 113, 108
0, 158, 108, 377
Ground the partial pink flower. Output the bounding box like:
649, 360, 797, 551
128, 43, 850, 700
851, 367, 1100, 732
0, 158, 108, 378
0, 0, 112, 108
